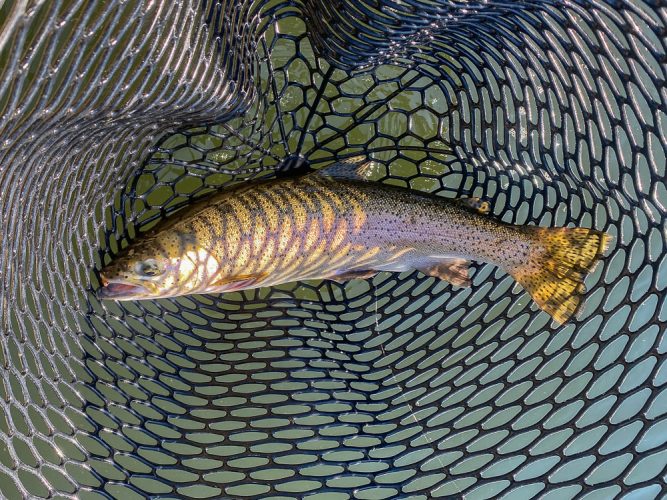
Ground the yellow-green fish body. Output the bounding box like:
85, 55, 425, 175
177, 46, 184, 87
99, 160, 609, 324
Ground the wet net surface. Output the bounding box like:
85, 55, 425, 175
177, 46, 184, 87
0, 0, 666, 499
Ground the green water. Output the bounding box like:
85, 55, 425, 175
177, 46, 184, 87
124, 16, 454, 233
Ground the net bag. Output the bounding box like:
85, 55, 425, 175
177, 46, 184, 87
0, 0, 666, 498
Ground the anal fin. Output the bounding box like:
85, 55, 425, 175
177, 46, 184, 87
417, 259, 471, 287
329, 269, 378, 283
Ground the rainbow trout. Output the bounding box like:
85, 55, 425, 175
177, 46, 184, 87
98, 158, 610, 324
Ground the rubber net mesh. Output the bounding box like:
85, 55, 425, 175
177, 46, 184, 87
0, 0, 666, 498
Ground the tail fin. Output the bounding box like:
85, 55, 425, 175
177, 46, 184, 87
511, 227, 611, 324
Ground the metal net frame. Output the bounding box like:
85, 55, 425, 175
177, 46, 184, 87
0, 0, 666, 499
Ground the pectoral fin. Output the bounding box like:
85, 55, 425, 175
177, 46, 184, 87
210, 273, 268, 291
329, 269, 378, 283
417, 259, 471, 287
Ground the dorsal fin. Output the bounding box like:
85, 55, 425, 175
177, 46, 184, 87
315, 156, 376, 181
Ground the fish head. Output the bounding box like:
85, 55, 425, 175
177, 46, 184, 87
97, 233, 209, 300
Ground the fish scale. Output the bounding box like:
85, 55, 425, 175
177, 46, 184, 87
99, 160, 610, 324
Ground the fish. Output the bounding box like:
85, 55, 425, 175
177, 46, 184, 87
97, 157, 610, 324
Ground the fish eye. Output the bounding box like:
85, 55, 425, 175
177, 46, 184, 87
135, 259, 164, 277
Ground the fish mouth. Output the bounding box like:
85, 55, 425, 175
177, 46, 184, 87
97, 278, 152, 300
